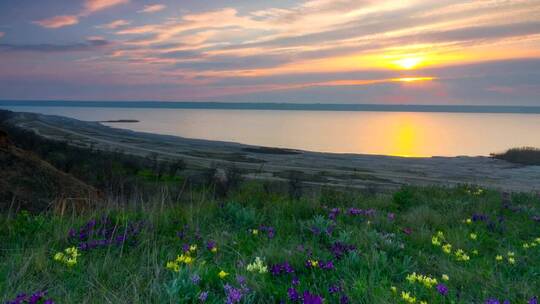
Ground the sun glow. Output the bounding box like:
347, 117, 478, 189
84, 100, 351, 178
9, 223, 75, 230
393, 57, 423, 69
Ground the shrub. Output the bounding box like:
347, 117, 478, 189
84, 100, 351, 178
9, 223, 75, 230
491, 147, 540, 165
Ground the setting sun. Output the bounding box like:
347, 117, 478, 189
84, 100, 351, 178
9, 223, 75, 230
394, 57, 423, 69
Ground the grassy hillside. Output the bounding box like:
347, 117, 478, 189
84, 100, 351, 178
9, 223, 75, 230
1, 183, 539, 303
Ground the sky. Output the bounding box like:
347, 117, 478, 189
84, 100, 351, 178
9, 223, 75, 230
0, 0, 539, 105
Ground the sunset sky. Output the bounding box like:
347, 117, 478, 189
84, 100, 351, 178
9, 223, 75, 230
0, 0, 539, 104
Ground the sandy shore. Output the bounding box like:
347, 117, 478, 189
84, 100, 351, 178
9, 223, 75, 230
6, 111, 540, 192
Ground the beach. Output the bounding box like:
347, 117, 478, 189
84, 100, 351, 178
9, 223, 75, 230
5, 110, 540, 192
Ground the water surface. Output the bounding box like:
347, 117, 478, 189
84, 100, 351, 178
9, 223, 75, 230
3, 106, 540, 157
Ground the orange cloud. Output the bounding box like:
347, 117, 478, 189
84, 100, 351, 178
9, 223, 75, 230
138, 4, 166, 14
34, 15, 79, 29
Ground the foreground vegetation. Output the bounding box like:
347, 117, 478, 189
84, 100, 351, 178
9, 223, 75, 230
1, 183, 539, 303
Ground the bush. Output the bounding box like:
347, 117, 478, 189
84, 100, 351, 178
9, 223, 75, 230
491, 147, 540, 165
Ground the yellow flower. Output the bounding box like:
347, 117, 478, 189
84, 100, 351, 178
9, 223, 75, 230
211, 247, 218, 253
401, 291, 416, 303
508, 257, 516, 264
166, 261, 180, 272
431, 236, 441, 246
523, 243, 530, 249
189, 245, 197, 252
469, 233, 477, 240
507, 251, 514, 257
54, 252, 64, 261
441, 274, 449, 281
436, 231, 445, 238
183, 256, 194, 265
65, 258, 77, 267
420, 301, 428, 304
496, 255, 503, 261
442, 244, 452, 254
391, 286, 397, 293
465, 218, 472, 224
252, 229, 259, 235
309, 259, 319, 268
472, 249, 479, 255
218, 270, 229, 279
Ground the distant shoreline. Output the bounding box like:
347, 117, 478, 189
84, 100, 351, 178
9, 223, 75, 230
2, 100, 540, 114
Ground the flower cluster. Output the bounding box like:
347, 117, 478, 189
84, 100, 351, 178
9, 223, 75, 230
406, 272, 438, 289
206, 240, 218, 253
305, 259, 334, 270
495, 251, 516, 264
224, 283, 249, 304
432, 231, 470, 262
288, 289, 324, 304
329, 242, 356, 260
5, 290, 55, 304
522, 237, 540, 249
68, 217, 146, 251
246, 257, 268, 274
166, 246, 197, 272
348, 208, 376, 217
270, 261, 295, 276
53, 246, 80, 267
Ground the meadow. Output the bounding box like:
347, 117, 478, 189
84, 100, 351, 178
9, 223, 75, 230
1, 182, 539, 303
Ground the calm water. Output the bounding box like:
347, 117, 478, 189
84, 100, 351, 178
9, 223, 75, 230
3, 106, 540, 157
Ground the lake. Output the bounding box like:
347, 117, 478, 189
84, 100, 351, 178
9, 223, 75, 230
2, 106, 540, 157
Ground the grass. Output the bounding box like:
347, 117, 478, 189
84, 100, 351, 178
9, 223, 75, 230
491, 147, 540, 166
1, 182, 539, 303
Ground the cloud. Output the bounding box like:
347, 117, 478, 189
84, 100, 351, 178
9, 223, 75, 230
0, 32, 4, 39
138, 4, 166, 14
34, 0, 129, 29
83, 0, 130, 15
0, 37, 109, 53
96, 19, 131, 29
33, 15, 79, 29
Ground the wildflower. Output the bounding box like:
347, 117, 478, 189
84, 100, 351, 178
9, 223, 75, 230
390, 286, 397, 293
432, 236, 441, 246
251, 229, 259, 235
507, 251, 515, 257
246, 257, 268, 274
436, 283, 449, 296
455, 249, 470, 262
328, 284, 341, 294
302, 291, 323, 304
207, 241, 218, 253
53, 246, 80, 267
292, 277, 300, 286
529, 297, 538, 304
191, 274, 201, 284
218, 270, 229, 279
473, 249, 479, 255
420, 301, 427, 304
189, 244, 197, 252
508, 257, 516, 264
270, 261, 295, 276
523, 243, 530, 249
495, 255, 503, 261
466, 218, 472, 224
288, 288, 300, 302
387, 213, 396, 221
307, 259, 319, 268
442, 244, 452, 254
401, 291, 416, 303
198, 291, 208, 302
441, 274, 449, 281
224, 284, 244, 304
470, 233, 478, 240
340, 295, 350, 304
329, 242, 356, 260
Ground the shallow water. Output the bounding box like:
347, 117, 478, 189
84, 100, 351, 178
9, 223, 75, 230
3, 106, 540, 157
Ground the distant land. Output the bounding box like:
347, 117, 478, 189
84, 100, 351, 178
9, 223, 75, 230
2, 100, 540, 114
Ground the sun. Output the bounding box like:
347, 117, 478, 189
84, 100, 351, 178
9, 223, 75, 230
393, 57, 423, 69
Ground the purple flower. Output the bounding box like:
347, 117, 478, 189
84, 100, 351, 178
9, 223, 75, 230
302, 291, 323, 304
340, 295, 350, 304
191, 274, 201, 284
320, 260, 334, 270
328, 285, 341, 294
436, 283, 448, 296
288, 288, 301, 302
472, 213, 488, 222
198, 291, 208, 302
206, 240, 217, 251
387, 213, 396, 220
348, 208, 363, 215
292, 277, 300, 286
270, 261, 295, 276
329, 208, 340, 220
329, 242, 356, 260
5, 290, 54, 304
529, 297, 538, 304
224, 284, 243, 304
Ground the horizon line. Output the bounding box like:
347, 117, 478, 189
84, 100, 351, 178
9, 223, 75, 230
1, 100, 540, 114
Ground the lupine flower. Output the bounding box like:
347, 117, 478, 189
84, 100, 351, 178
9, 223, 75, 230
529, 297, 538, 304
224, 284, 243, 304
292, 277, 300, 286
339, 295, 350, 304
191, 274, 201, 284
328, 284, 341, 293
472, 213, 488, 222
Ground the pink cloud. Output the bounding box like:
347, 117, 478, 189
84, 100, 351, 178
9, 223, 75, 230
33, 15, 79, 29
83, 0, 130, 14
138, 4, 166, 14
0, 32, 4, 38
96, 19, 131, 29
